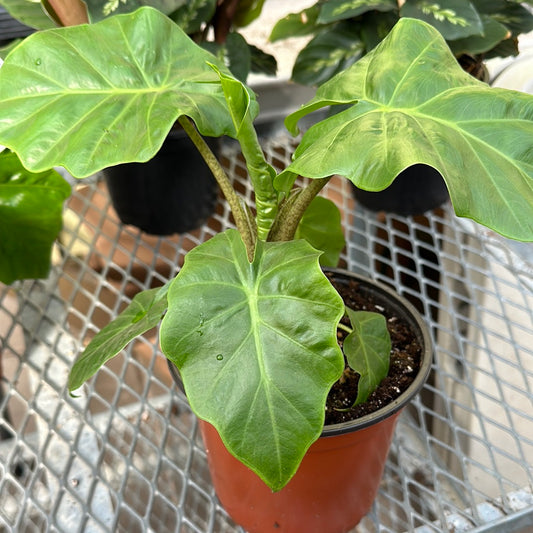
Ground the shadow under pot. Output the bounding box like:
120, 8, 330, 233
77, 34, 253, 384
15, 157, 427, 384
168, 269, 433, 532
103, 129, 219, 235
352, 163, 449, 216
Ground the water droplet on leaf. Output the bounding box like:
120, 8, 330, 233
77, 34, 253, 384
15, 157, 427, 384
35, 58, 41, 66
216, 354, 224, 361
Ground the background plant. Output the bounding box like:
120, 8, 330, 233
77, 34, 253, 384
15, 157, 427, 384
0, 0, 276, 80
270, 0, 533, 86
0, 8, 531, 491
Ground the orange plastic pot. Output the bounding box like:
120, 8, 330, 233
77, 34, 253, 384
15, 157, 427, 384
169, 271, 432, 532
200, 412, 400, 532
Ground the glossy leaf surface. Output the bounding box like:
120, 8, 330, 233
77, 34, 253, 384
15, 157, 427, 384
0, 7, 248, 178
343, 310, 391, 405
160, 230, 344, 490
68, 281, 170, 391
0, 151, 70, 284
281, 18, 533, 241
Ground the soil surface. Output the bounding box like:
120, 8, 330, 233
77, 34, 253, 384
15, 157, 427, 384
324, 273, 423, 426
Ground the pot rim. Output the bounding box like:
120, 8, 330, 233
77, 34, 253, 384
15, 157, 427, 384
167, 268, 433, 438
321, 268, 433, 437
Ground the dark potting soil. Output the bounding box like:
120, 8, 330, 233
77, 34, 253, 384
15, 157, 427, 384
324, 274, 422, 426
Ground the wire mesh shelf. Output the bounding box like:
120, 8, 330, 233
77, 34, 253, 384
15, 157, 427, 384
0, 133, 532, 532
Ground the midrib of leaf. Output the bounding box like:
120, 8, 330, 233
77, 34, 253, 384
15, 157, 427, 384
364, 35, 441, 108
230, 243, 284, 477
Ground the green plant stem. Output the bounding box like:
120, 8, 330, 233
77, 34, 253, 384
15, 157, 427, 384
269, 177, 331, 242
337, 322, 352, 334
178, 115, 256, 260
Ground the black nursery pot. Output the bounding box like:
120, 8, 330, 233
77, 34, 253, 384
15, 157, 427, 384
104, 129, 219, 235
352, 164, 449, 216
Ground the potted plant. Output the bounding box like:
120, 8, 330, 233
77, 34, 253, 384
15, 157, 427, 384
270, 0, 533, 215
270, 0, 533, 87
0, 8, 531, 531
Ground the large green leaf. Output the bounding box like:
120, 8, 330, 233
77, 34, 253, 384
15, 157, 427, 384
68, 281, 170, 391
0, 0, 56, 29
159, 229, 345, 491
318, 0, 397, 24
343, 309, 391, 405
0, 7, 252, 178
0, 150, 70, 284
400, 0, 483, 40
280, 18, 533, 242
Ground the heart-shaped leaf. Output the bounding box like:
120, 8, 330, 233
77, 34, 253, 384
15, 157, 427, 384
280, 18, 533, 242
68, 281, 171, 392
0, 150, 70, 284
0, 7, 252, 177
343, 309, 391, 405
160, 229, 345, 491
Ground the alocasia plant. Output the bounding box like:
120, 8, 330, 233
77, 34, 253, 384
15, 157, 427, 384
0, 8, 531, 490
